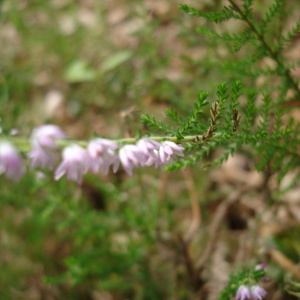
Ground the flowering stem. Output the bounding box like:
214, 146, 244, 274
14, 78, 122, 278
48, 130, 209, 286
2, 134, 216, 153
0, 125, 220, 182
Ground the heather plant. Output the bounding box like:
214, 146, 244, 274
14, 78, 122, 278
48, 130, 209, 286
0, 0, 300, 299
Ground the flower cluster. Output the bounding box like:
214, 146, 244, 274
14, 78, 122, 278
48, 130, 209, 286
236, 284, 267, 300
0, 124, 185, 184
235, 264, 267, 300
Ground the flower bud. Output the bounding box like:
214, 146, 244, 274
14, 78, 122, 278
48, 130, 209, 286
0, 141, 26, 181
54, 144, 91, 184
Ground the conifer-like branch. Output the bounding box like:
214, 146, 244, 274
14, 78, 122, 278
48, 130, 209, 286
179, 4, 235, 23
228, 0, 300, 99
259, 0, 282, 34
276, 18, 300, 52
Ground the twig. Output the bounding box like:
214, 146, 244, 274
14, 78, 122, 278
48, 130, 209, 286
177, 234, 206, 291
183, 168, 201, 242
195, 187, 248, 271
269, 248, 300, 280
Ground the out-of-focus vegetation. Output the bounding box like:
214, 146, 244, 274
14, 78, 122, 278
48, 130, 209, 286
1, 0, 300, 299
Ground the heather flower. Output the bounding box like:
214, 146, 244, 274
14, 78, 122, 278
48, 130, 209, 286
54, 144, 91, 184
255, 264, 266, 271
118, 144, 146, 175
160, 141, 184, 162
29, 124, 66, 170
144, 149, 162, 168
254, 263, 269, 282
146, 141, 184, 168
235, 285, 252, 300
87, 138, 119, 174
235, 284, 267, 300
0, 141, 26, 181
250, 285, 267, 300
136, 138, 161, 156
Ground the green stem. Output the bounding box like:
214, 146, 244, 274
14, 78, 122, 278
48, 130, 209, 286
0, 134, 216, 153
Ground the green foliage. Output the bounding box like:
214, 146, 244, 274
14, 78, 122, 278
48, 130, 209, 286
220, 267, 266, 300
181, 0, 300, 100
258, 0, 282, 34
286, 280, 300, 298
140, 114, 175, 135
142, 73, 300, 197
179, 4, 235, 23
174, 90, 209, 139
179, 0, 300, 190
273, 226, 300, 264
276, 18, 300, 52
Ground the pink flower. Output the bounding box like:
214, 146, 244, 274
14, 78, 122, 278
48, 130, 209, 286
255, 264, 266, 271
145, 141, 184, 168
235, 284, 267, 300
87, 138, 119, 174
250, 285, 267, 300
235, 285, 252, 300
0, 141, 26, 181
136, 138, 161, 156
118, 144, 146, 175
255, 264, 269, 282
159, 141, 184, 163
54, 144, 91, 184
29, 124, 66, 170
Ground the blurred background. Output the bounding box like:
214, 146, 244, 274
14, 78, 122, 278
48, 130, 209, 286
0, 0, 300, 299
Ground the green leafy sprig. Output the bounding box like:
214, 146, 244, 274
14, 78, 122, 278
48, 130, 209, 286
220, 266, 267, 300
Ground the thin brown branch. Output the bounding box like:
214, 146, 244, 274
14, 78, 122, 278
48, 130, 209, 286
177, 234, 206, 292
269, 248, 300, 280
195, 187, 248, 272
183, 168, 201, 242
